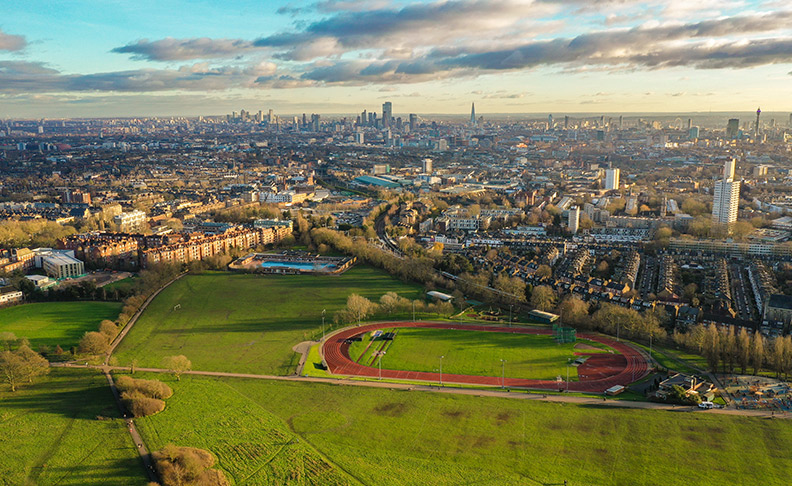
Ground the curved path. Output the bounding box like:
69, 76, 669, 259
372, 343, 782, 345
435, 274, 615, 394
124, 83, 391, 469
322, 322, 649, 393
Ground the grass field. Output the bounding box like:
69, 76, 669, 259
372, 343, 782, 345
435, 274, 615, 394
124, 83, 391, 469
0, 301, 123, 350
349, 328, 601, 380
102, 277, 137, 293
113, 267, 421, 375
134, 373, 792, 486
0, 369, 142, 485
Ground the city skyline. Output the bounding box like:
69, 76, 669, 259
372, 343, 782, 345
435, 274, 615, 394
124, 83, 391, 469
2, 0, 792, 117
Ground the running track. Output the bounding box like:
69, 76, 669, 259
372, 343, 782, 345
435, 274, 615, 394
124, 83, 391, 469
322, 322, 649, 393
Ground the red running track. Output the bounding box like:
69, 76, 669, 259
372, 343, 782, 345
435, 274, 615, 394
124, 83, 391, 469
322, 322, 649, 393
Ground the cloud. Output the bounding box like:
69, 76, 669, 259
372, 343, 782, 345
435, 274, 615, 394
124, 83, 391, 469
112, 37, 256, 61
0, 60, 269, 93
0, 29, 26, 51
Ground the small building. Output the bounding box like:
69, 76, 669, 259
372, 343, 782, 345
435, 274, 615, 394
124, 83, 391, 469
0, 285, 23, 306
42, 253, 85, 279
657, 373, 717, 402
764, 294, 792, 326
25, 274, 56, 289
427, 290, 453, 301
528, 309, 560, 324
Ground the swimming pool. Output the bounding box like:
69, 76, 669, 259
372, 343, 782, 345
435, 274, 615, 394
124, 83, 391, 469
259, 261, 337, 271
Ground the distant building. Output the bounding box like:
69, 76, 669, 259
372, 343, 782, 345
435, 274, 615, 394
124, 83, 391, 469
753, 165, 768, 177
764, 294, 792, 325
568, 206, 580, 234
42, 252, 85, 279
382, 101, 392, 130
712, 159, 740, 225
0, 285, 23, 306
422, 158, 433, 174
605, 168, 620, 190
726, 118, 740, 139
113, 210, 147, 232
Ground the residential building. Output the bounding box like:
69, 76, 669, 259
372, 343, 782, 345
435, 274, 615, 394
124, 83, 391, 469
712, 159, 740, 225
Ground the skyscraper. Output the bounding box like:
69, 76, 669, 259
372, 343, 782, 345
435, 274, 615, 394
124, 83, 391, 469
422, 158, 432, 174
726, 118, 739, 139
712, 158, 740, 225
605, 168, 620, 190
382, 102, 392, 130
470, 103, 476, 126
409, 113, 417, 132
755, 107, 761, 139
568, 207, 580, 234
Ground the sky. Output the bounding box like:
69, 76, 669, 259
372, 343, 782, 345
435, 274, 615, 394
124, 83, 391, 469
1, 0, 792, 117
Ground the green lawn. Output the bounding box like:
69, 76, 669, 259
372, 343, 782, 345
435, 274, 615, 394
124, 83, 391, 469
135, 374, 792, 486
102, 277, 137, 293
0, 301, 122, 350
113, 267, 421, 375
0, 369, 142, 485
362, 327, 588, 380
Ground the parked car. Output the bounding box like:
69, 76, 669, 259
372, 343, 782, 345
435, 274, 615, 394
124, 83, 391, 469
698, 401, 714, 409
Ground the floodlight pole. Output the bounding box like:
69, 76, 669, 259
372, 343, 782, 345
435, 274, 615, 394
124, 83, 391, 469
440, 355, 445, 386
509, 304, 513, 328
378, 352, 382, 380
321, 309, 326, 340
566, 358, 570, 392
412, 301, 415, 322
501, 359, 506, 389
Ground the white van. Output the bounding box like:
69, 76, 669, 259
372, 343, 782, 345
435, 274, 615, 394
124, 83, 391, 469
698, 401, 714, 409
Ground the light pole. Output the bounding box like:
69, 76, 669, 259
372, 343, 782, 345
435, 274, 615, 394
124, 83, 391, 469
321, 309, 326, 341
375, 350, 385, 380
566, 358, 570, 392
439, 355, 445, 386
500, 359, 506, 389
412, 301, 415, 322
509, 304, 513, 327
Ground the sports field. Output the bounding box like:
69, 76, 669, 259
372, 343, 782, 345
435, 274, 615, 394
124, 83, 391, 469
0, 369, 142, 485
113, 267, 421, 375
133, 373, 792, 486
0, 301, 122, 350
349, 327, 600, 380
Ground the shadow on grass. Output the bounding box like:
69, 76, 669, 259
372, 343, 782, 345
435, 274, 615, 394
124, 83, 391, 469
1, 383, 120, 419
34, 455, 146, 484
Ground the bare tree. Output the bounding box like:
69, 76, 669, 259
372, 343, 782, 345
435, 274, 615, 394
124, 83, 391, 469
162, 355, 192, 381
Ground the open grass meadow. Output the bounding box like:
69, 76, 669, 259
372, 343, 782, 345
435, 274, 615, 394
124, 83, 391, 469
133, 373, 792, 486
113, 267, 421, 375
0, 369, 142, 485
0, 301, 122, 351
349, 327, 604, 380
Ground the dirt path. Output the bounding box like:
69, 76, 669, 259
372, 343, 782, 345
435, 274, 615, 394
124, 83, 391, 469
292, 341, 315, 376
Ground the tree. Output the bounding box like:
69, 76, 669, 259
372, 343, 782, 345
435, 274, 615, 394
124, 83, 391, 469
0, 332, 17, 351
702, 325, 720, 372
379, 292, 400, 315
78, 331, 109, 355
535, 264, 552, 279
162, 355, 192, 381
737, 327, 751, 374
0, 346, 49, 391
15, 344, 49, 383
751, 333, 765, 375
530, 285, 556, 311
0, 351, 26, 392
557, 296, 589, 328
493, 274, 526, 304
99, 320, 119, 340
346, 294, 376, 325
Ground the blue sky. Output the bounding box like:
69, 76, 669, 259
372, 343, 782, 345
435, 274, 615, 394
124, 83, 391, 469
1, 0, 791, 117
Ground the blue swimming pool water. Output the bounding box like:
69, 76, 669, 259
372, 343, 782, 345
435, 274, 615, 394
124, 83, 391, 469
259, 261, 337, 270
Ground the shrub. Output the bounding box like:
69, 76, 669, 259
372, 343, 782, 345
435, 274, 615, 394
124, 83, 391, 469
99, 320, 119, 339
78, 331, 108, 355
121, 390, 165, 417
116, 375, 173, 399
152, 444, 229, 486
